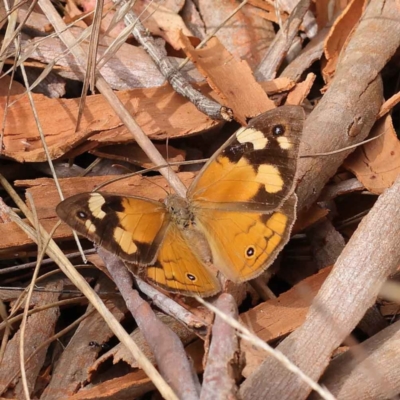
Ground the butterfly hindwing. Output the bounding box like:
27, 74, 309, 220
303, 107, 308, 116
131, 224, 221, 297
56, 192, 168, 265
195, 194, 297, 282
188, 105, 304, 212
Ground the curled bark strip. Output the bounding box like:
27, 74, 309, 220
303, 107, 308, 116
98, 248, 200, 400
297, 0, 400, 211
240, 174, 400, 399
200, 293, 242, 400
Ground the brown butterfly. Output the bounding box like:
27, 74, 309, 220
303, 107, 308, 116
56, 106, 304, 297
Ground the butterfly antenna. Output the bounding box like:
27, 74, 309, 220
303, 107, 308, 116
166, 135, 171, 195
142, 175, 169, 196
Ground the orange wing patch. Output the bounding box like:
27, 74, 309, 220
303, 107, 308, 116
146, 225, 221, 297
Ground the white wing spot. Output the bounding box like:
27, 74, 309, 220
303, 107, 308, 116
114, 226, 137, 254
257, 164, 284, 193
88, 193, 106, 220
236, 127, 268, 150
277, 136, 292, 150
85, 219, 96, 233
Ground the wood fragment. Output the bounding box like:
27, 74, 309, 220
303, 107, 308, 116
286, 72, 315, 105
255, 0, 310, 80
309, 320, 400, 400
201, 293, 242, 400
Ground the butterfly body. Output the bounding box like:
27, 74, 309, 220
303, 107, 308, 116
57, 106, 304, 297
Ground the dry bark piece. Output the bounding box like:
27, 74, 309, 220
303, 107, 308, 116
0, 85, 220, 162
179, 33, 275, 124
309, 319, 400, 400
344, 114, 400, 194
240, 173, 400, 399
240, 267, 332, 377
70, 369, 155, 399
296, 0, 400, 211
323, 0, 367, 83
286, 72, 316, 105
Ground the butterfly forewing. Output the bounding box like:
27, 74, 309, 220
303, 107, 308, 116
188, 105, 304, 212
56, 192, 169, 265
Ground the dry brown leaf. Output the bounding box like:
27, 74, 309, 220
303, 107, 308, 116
179, 33, 275, 124
344, 114, 400, 194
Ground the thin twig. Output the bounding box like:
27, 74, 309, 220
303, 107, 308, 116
114, 0, 232, 121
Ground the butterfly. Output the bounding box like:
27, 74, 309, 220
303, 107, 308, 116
56, 105, 304, 297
